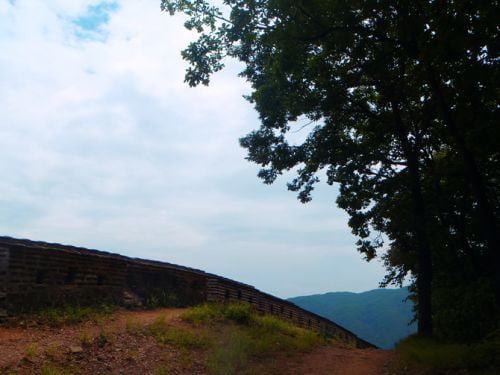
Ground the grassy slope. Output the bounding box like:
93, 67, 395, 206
3, 303, 331, 375
288, 288, 416, 348
6, 303, 498, 374
180, 303, 328, 374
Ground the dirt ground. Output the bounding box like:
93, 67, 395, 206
282, 345, 394, 375
0, 308, 395, 375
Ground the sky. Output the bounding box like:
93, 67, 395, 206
0, 0, 388, 298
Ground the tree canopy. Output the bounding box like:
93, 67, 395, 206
163, 0, 499, 340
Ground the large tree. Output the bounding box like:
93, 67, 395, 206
163, 0, 499, 338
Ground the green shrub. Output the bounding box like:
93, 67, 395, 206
186, 303, 325, 374
396, 334, 500, 372
145, 291, 180, 308
147, 316, 210, 349
255, 315, 297, 336
182, 302, 254, 325
223, 303, 253, 325
180, 302, 327, 374
182, 303, 225, 324
432, 280, 499, 342
253, 315, 321, 354
206, 321, 322, 375
32, 304, 116, 326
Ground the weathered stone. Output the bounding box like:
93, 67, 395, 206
70, 345, 83, 354
122, 290, 142, 307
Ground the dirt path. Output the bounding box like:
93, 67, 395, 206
0, 308, 394, 375
284, 345, 393, 375
0, 308, 198, 374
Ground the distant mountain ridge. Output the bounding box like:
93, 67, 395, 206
288, 288, 416, 349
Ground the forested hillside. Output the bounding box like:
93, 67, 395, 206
289, 288, 416, 349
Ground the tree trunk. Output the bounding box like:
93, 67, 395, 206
406, 149, 433, 336
391, 100, 433, 336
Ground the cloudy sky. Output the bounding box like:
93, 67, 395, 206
0, 0, 387, 298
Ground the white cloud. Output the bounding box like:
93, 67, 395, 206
0, 0, 386, 298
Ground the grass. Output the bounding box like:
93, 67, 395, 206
182, 303, 326, 374
11, 302, 326, 375
95, 321, 109, 347
154, 348, 197, 374
40, 363, 70, 375
182, 303, 256, 326
182, 303, 227, 324
24, 342, 38, 359
146, 315, 211, 350
79, 328, 93, 346
395, 333, 500, 374
145, 291, 180, 308
30, 304, 117, 326
125, 318, 142, 334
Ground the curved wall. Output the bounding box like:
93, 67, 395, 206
0, 237, 374, 348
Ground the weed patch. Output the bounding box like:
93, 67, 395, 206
95, 322, 109, 347
125, 318, 142, 335
146, 316, 210, 350
182, 303, 254, 325
145, 291, 179, 308
207, 327, 254, 375
182, 303, 326, 374
40, 363, 69, 375
223, 303, 253, 325
79, 328, 93, 346
181, 303, 225, 324
28, 304, 116, 326
24, 342, 38, 359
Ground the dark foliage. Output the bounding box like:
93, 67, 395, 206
163, 0, 500, 341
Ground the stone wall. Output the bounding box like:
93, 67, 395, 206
3, 240, 127, 312
0, 237, 374, 348
0, 238, 207, 312
125, 260, 207, 307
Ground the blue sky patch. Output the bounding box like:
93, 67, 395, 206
72, 1, 119, 39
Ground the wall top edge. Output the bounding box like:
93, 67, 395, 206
0, 236, 255, 289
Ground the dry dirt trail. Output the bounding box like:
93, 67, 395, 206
282, 345, 394, 375
0, 308, 394, 374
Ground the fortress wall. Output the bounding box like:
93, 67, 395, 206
125, 261, 207, 307
4, 242, 127, 312
0, 237, 374, 348
0, 239, 208, 312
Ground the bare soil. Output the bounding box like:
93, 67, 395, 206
280, 345, 394, 375
0, 308, 395, 375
